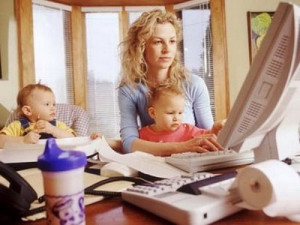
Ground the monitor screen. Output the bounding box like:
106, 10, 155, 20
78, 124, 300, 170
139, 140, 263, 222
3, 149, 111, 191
217, 2, 300, 162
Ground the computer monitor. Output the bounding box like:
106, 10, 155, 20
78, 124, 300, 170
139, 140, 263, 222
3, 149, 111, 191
217, 2, 300, 163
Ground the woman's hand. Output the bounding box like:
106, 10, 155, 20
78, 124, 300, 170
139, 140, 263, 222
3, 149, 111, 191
210, 119, 226, 136
182, 134, 224, 153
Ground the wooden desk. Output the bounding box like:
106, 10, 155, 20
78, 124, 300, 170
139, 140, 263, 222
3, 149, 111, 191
19, 197, 299, 225
13, 163, 299, 225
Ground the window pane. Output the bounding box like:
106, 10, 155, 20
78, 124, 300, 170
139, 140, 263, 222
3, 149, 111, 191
128, 12, 142, 24
180, 5, 215, 119
85, 13, 120, 138
32, 4, 74, 104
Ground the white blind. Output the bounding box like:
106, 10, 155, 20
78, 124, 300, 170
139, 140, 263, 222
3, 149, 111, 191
32, 4, 74, 104
85, 12, 121, 138
175, 1, 215, 119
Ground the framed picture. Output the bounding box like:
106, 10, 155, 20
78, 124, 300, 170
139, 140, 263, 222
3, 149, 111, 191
247, 11, 274, 63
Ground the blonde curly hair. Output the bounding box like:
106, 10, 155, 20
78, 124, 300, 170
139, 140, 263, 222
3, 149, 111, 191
119, 9, 188, 88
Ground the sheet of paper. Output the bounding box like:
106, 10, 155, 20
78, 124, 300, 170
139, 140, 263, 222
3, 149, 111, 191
0, 136, 187, 178
96, 137, 187, 178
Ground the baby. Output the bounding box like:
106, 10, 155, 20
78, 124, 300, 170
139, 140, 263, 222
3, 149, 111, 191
139, 84, 223, 152
0, 83, 75, 148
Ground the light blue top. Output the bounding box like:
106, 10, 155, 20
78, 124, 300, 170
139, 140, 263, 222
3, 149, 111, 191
118, 74, 214, 153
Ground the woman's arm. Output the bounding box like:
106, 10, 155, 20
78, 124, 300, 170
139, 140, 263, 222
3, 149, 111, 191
189, 77, 226, 137
210, 119, 227, 136
118, 85, 145, 153
186, 75, 214, 129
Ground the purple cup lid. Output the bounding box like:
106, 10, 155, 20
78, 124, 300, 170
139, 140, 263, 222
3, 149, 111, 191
38, 138, 87, 172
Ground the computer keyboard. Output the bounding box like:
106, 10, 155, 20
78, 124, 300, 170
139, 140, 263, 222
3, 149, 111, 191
165, 149, 254, 173
122, 171, 242, 225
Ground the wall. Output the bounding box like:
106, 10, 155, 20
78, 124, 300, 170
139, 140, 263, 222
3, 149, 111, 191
225, 0, 300, 107
0, 0, 19, 127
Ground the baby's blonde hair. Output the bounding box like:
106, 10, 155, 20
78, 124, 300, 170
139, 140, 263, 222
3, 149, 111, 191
148, 83, 184, 108
119, 9, 188, 88
17, 83, 53, 116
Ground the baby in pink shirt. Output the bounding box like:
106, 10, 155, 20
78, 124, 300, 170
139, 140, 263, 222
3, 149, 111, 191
139, 84, 222, 145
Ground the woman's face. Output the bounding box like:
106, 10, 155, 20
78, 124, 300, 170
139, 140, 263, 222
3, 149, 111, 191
144, 23, 177, 72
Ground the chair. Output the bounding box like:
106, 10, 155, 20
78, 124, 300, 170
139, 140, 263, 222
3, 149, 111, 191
4, 103, 89, 136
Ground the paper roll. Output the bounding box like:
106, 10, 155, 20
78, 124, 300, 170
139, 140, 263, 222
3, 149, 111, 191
236, 160, 300, 218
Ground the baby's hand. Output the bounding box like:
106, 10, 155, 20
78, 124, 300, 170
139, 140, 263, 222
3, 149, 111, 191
35, 120, 54, 134
23, 130, 40, 144
90, 133, 102, 139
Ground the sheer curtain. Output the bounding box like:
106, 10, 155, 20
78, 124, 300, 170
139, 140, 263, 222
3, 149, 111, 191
175, 1, 215, 118
85, 11, 121, 138
84, 7, 164, 138
32, 3, 74, 104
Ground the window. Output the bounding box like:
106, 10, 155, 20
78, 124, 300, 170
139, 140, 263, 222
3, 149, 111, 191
32, 3, 74, 104
84, 10, 121, 138
84, 6, 164, 137
175, 1, 216, 119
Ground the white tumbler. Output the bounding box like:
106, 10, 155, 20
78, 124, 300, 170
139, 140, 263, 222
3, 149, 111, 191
38, 138, 87, 225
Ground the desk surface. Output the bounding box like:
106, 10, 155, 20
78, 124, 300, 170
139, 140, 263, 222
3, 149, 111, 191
19, 197, 299, 225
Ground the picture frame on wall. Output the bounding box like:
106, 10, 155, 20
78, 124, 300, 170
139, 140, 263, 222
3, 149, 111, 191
247, 11, 275, 64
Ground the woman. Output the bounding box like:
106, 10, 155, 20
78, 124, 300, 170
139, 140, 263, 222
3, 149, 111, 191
118, 9, 223, 156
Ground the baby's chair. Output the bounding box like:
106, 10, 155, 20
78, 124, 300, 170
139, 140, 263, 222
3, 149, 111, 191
5, 103, 89, 136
